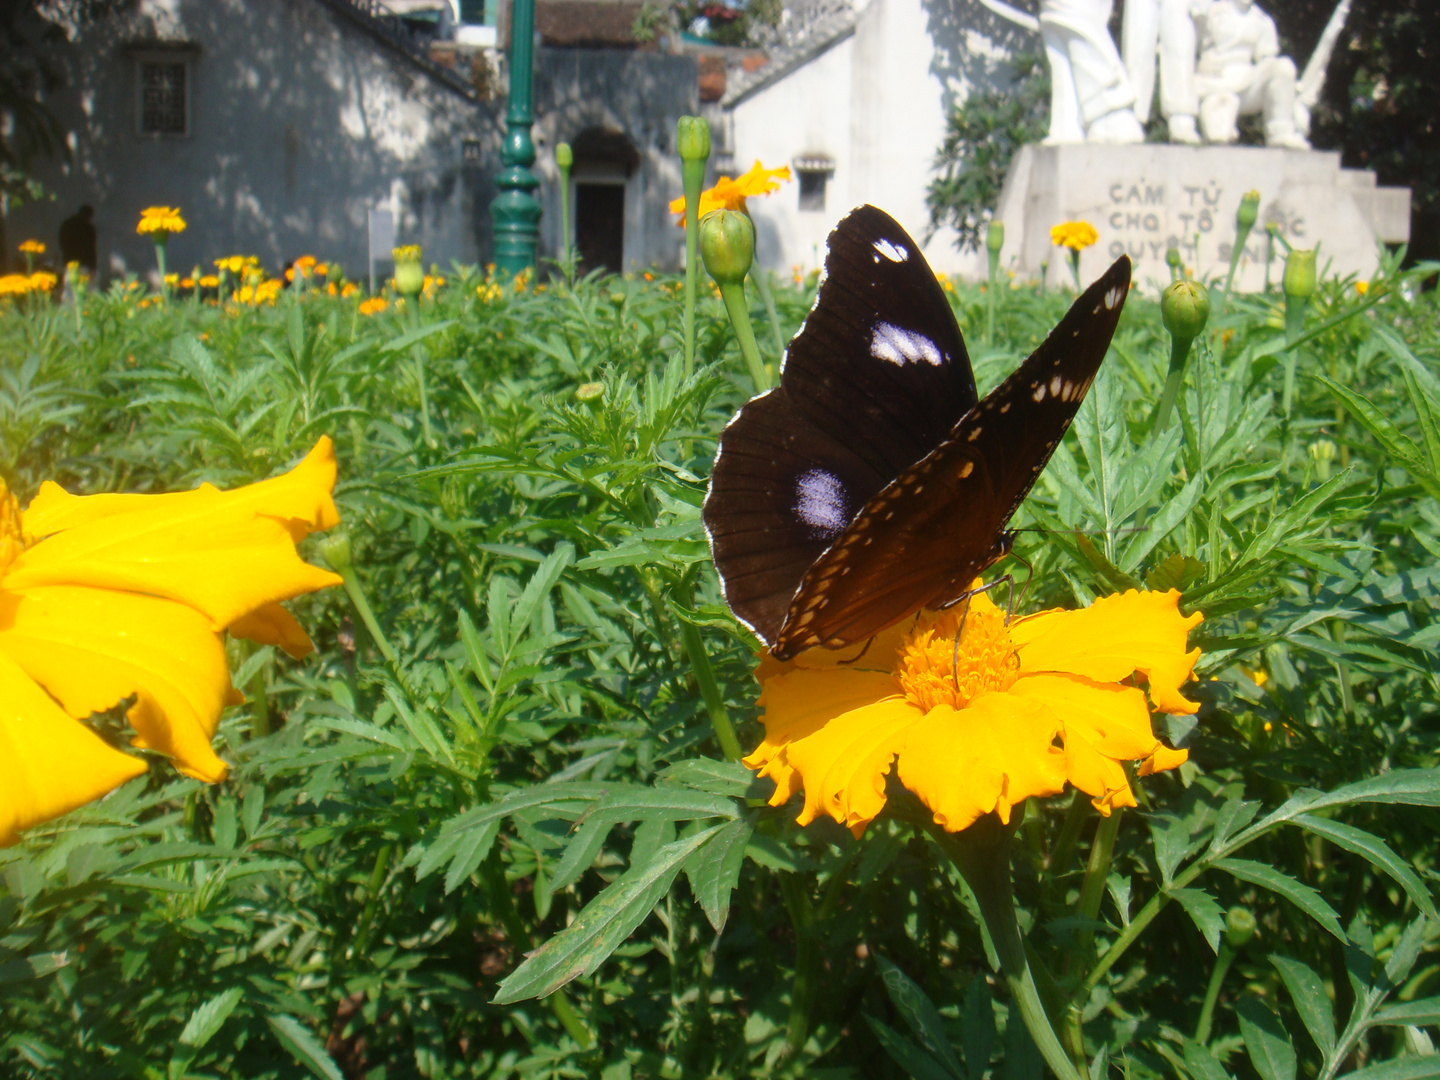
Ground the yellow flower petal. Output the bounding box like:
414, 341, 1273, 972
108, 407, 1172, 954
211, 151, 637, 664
0, 585, 234, 782
229, 602, 315, 660
1011, 672, 1161, 760
782, 696, 921, 832
898, 692, 1066, 832
11, 438, 343, 631
1140, 743, 1189, 776
0, 649, 146, 846
1061, 723, 1138, 815
1011, 589, 1203, 714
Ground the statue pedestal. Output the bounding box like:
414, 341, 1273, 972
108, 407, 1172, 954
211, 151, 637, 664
993, 143, 1410, 292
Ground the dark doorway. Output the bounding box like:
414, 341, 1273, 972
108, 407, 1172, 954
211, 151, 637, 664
575, 182, 625, 276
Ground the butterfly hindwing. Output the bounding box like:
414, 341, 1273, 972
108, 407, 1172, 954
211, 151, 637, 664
772, 255, 1133, 658
704, 205, 978, 643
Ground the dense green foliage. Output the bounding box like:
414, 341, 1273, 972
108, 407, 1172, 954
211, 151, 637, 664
1, 249, 1439, 1080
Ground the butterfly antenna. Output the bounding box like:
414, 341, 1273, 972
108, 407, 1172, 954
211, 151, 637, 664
951, 594, 974, 687
1005, 552, 1034, 621
837, 637, 875, 666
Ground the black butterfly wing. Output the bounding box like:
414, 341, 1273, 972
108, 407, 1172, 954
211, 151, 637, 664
773, 255, 1133, 659
704, 205, 978, 643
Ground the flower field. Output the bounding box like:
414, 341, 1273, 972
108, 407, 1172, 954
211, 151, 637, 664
1, 232, 1438, 1080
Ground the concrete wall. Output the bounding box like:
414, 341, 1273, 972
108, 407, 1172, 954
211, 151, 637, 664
10, 0, 495, 284
531, 48, 699, 273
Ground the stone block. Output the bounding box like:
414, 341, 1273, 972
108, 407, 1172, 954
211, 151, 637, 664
993, 143, 1411, 292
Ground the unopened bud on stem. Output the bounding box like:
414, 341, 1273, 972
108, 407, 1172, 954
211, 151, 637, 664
699, 209, 755, 286
678, 116, 711, 163
1224, 906, 1257, 950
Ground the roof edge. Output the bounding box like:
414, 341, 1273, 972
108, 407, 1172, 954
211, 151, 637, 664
312, 0, 479, 101
721, 18, 855, 109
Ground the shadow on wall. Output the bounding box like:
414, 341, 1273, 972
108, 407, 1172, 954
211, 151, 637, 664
9, 0, 501, 283
921, 0, 1034, 114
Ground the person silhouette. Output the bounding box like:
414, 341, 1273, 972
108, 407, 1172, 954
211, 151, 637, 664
59, 205, 98, 273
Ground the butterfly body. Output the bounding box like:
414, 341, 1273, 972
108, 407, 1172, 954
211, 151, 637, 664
703, 205, 1131, 661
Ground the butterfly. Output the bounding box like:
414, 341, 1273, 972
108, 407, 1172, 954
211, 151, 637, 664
702, 204, 1131, 661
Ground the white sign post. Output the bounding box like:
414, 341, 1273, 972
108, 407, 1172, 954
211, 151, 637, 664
367, 208, 395, 295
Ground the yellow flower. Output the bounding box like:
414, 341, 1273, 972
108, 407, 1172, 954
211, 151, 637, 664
199, 274, 219, 288
28, 272, 57, 294
1355, 280, 1369, 295
1050, 221, 1099, 251
136, 206, 187, 238
358, 296, 388, 316
286, 255, 318, 283
392, 245, 422, 264
745, 587, 1201, 836
18, 240, 45, 255
0, 439, 344, 845
214, 255, 258, 275
669, 161, 793, 224
0, 274, 33, 296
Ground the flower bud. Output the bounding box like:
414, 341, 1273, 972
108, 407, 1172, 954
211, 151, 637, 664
699, 209, 754, 286
986, 220, 1005, 254
318, 532, 352, 571
1165, 246, 1183, 271
556, 142, 573, 170
1224, 906, 1257, 950
677, 116, 711, 163
1161, 280, 1210, 343
1308, 438, 1337, 481
1283, 249, 1317, 300
1237, 190, 1260, 230
393, 245, 424, 297
575, 380, 604, 403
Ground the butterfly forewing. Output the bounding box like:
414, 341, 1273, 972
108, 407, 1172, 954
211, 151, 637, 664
772, 255, 1133, 659
704, 205, 979, 643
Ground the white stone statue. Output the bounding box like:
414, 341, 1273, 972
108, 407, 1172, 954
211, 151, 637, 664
974, 0, 1145, 144
1121, 0, 1204, 142
1190, 0, 1308, 148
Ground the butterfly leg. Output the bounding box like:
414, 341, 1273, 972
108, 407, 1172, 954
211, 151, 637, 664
946, 576, 1016, 684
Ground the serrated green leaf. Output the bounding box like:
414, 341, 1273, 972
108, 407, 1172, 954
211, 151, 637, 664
1238, 997, 1297, 1080
876, 956, 964, 1080
266, 1014, 344, 1080
1146, 554, 1207, 593
1271, 955, 1335, 1056
865, 1014, 959, 1080
443, 819, 500, 895
178, 986, 244, 1049
493, 824, 722, 1003
963, 976, 995, 1079
1214, 859, 1345, 941
1182, 1039, 1235, 1080
1170, 888, 1225, 954
0, 952, 69, 984
1371, 996, 1440, 1028
683, 816, 753, 933
1293, 815, 1436, 918
1335, 1059, 1440, 1080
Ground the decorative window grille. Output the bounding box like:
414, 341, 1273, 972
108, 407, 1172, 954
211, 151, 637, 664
794, 155, 835, 213
139, 59, 188, 135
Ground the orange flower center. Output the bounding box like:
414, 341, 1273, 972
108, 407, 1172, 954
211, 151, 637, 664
894, 599, 1019, 713
0, 479, 23, 576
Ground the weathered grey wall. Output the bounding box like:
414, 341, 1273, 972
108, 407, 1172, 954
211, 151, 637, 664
531, 48, 699, 272
11, 0, 497, 283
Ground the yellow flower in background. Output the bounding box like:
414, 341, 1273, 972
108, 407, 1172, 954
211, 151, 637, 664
1355, 280, 1369, 295
1050, 221, 1099, 251
28, 273, 57, 294
669, 160, 793, 224
0, 275, 33, 296
136, 206, 187, 238
286, 255, 318, 283
358, 296, 388, 316
18, 240, 45, 256
392, 245, 422, 264
0, 438, 344, 846
746, 587, 1201, 836
215, 255, 259, 275
199, 274, 220, 288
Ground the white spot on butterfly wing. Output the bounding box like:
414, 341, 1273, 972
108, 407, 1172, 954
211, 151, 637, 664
874, 238, 908, 262
1050, 375, 1063, 396
1032, 382, 1046, 402
795, 469, 849, 538
1105, 285, 1125, 309
870, 321, 943, 366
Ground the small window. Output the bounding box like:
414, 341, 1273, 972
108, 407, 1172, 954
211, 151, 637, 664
794, 155, 835, 213
138, 58, 188, 135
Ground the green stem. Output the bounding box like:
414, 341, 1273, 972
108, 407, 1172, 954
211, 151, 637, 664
155, 241, 168, 300
682, 156, 705, 379
1193, 943, 1237, 1044
1150, 335, 1194, 434
558, 162, 572, 286
351, 842, 393, 955
718, 279, 769, 390
753, 269, 785, 370
1068, 249, 1081, 292
986, 250, 1000, 346
243, 638, 272, 738
937, 820, 1083, 1080
413, 352, 434, 447
1220, 221, 1253, 316
777, 871, 817, 1062
678, 619, 742, 760
339, 565, 399, 667
1075, 809, 1122, 949
550, 987, 594, 1048
1047, 790, 1090, 875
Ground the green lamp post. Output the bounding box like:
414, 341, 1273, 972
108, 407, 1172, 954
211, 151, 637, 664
490, 0, 541, 275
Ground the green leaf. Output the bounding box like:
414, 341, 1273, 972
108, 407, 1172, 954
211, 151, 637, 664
876, 956, 965, 1080
1214, 859, 1345, 942
1270, 955, 1335, 1056
1334, 1059, 1440, 1080
962, 977, 996, 1080
657, 758, 757, 798
1371, 996, 1440, 1028
443, 819, 501, 895
1237, 997, 1297, 1080
1182, 1039, 1236, 1080
0, 952, 69, 984
1146, 554, 1207, 593
1004, 1004, 1043, 1080
379, 319, 457, 353
178, 986, 244, 1050
683, 816, 753, 933
1170, 888, 1226, 954
492, 824, 723, 1003
865, 1014, 959, 1080
546, 818, 613, 895
1293, 815, 1437, 918
266, 1014, 345, 1080
1076, 533, 1144, 592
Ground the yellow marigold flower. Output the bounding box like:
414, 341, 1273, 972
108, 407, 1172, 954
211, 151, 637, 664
136, 206, 187, 237
199, 274, 219, 288
315, 262, 329, 277
28, 272, 57, 293
18, 240, 45, 255
746, 587, 1201, 836
0, 274, 33, 296
669, 160, 793, 224
0, 439, 344, 845
392, 245, 422, 264
164, 273, 179, 285
340, 282, 358, 298
1355, 280, 1369, 295
358, 296, 388, 316
1050, 221, 1099, 251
